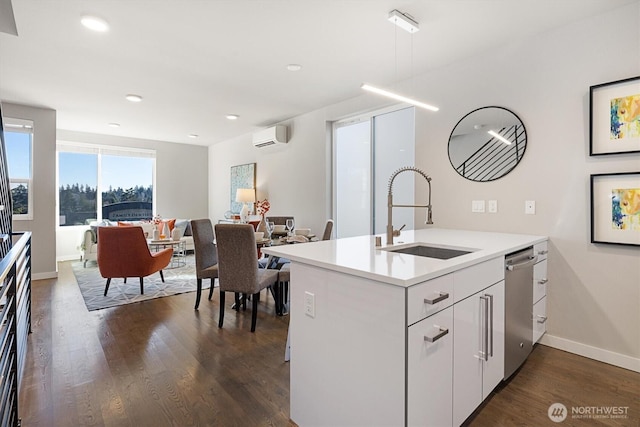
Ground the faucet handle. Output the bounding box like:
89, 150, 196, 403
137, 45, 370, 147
393, 224, 406, 237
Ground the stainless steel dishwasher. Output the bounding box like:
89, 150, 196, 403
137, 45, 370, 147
504, 246, 537, 379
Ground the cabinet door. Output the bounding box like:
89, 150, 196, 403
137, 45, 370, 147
408, 306, 453, 427
453, 280, 505, 425
482, 280, 505, 399
453, 292, 483, 426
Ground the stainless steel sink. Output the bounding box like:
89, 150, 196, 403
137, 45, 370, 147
383, 244, 475, 260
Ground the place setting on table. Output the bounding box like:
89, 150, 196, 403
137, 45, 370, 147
256, 219, 317, 248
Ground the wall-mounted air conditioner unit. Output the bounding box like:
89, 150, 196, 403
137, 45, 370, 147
253, 125, 288, 148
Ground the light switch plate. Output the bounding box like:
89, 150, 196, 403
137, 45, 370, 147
488, 200, 498, 213
472, 200, 485, 213
525, 200, 536, 214
304, 291, 315, 318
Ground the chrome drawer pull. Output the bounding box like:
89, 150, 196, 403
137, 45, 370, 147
424, 292, 449, 305
536, 315, 547, 324
538, 249, 548, 255
424, 327, 449, 343
538, 278, 548, 285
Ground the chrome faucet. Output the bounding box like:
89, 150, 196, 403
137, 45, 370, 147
386, 166, 433, 245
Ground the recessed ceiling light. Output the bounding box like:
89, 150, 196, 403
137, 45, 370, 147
81, 15, 109, 32
226, 114, 239, 120
125, 94, 143, 102
108, 123, 120, 128
188, 134, 199, 138
286, 64, 302, 72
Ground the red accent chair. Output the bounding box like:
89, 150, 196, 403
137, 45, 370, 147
97, 226, 173, 296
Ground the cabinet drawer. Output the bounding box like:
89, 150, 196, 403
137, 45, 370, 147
453, 257, 504, 303
533, 259, 548, 304
534, 241, 548, 262
533, 296, 547, 343
408, 274, 454, 325
408, 306, 453, 427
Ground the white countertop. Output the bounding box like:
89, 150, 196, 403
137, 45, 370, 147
261, 228, 547, 287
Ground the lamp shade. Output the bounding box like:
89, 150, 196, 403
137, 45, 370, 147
235, 188, 256, 203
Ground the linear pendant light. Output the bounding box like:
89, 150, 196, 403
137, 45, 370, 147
361, 9, 438, 112
361, 84, 439, 112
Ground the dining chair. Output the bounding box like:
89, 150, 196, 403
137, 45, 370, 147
214, 223, 279, 332
265, 216, 295, 226
190, 219, 219, 310
278, 219, 334, 313
97, 226, 173, 296
322, 219, 334, 241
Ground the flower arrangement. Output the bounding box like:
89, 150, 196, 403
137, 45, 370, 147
256, 199, 271, 217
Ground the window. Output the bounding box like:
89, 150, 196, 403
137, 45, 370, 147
4, 118, 34, 220
57, 143, 155, 226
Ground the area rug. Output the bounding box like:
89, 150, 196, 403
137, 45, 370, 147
71, 254, 210, 311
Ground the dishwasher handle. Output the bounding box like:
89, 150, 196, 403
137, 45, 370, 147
506, 255, 538, 271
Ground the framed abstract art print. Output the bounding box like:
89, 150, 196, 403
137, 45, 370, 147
589, 76, 640, 156
590, 172, 640, 246
230, 163, 256, 214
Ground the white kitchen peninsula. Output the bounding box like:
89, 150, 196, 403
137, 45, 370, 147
262, 228, 547, 427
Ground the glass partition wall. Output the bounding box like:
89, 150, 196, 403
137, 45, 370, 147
333, 107, 415, 239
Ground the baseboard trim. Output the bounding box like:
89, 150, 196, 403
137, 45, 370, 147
540, 334, 640, 373
32, 271, 58, 280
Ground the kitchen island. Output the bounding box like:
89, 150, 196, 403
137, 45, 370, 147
262, 228, 548, 427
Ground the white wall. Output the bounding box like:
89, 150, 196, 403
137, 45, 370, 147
210, 111, 332, 234
209, 3, 640, 369
4, 103, 57, 279
56, 130, 209, 261
411, 3, 640, 369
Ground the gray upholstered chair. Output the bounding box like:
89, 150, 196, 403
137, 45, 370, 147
265, 216, 294, 226
214, 223, 279, 332
277, 219, 334, 314
190, 219, 219, 310
322, 219, 334, 241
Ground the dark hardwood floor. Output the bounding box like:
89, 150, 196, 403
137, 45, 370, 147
19, 261, 639, 426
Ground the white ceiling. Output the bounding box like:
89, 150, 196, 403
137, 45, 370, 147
0, 0, 635, 146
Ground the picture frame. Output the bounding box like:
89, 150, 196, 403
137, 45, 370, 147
230, 163, 256, 214
589, 76, 640, 156
590, 172, 640, 247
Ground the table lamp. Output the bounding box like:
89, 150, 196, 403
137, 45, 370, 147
235, 188, 256, 223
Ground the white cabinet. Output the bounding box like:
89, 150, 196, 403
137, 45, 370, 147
533, 241, 548, 343
453, 280, 505, 426
408, 306, 453, 427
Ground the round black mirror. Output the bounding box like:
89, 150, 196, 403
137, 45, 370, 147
448, 106, 527, 182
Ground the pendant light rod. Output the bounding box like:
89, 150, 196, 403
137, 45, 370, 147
361, 84, 439, 112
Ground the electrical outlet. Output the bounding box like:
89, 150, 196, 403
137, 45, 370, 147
525, 200, 536, 214
488, 200, 498, 213
304, 291, 315, 318
471, 200, 485, 213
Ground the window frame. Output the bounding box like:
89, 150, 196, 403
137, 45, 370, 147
5, 118, 34, 221
56, 141, 156, 227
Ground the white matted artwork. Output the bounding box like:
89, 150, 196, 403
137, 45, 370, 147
590, 76, 640, 156
590, 172, 640, 246
230, 163, 256, 214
